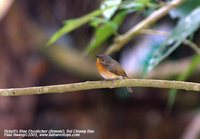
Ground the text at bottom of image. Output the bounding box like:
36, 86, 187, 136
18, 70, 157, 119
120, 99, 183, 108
4, 129, 95, 137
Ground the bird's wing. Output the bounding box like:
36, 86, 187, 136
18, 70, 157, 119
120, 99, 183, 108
106, 60, 128, 78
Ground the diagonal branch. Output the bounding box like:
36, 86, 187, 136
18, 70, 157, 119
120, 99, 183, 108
106, 0, 183, 55
139, 29, 200, 54
0, 79, 200, 96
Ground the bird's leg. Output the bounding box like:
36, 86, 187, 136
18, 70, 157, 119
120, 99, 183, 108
106, 79, 115, 88
111, 78, 120, 88
110, 77, 123, 88
111, 79, 115, 88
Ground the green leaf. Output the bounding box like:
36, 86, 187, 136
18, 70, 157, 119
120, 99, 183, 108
167, 54, 200, 110
146, 7, 200, 72
101, 0, 122, 20
47, 8, 113, 46
120, 0, 153, 10
120, 1, 145, 10
47, 0, 150, 46
85, 1, 148, 55
85, 10, 128, 54
135, 0, 151, 5
90, 17, 109, 28
170, 0, 200, 19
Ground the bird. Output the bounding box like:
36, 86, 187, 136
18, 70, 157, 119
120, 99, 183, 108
96, 54, 133, 93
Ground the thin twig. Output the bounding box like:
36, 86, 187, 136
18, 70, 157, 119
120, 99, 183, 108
106, 0, 183, 55
183, 40, 200, 54
139, 29, 200, 54
0, 79, 200, 96
140, 29, 168, 36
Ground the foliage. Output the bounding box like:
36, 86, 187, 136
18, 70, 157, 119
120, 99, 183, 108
140, 0, 200, 108
48, 0, 200, 103
47, 8, 106, 46
145, 7, 200, 72
169, 0, 200, 19
167, 54, 200, 110
48, 0, 153, 47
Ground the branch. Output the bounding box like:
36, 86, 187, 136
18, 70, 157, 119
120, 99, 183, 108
106, 0, 183, 54
17, 1, 197, 80
0, 79, 200, 96
140, 29, 200, 54
183, 40, 200, 54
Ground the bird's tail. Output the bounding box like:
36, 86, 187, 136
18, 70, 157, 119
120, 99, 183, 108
123, 76, 133, 93
126, 87, 133, 93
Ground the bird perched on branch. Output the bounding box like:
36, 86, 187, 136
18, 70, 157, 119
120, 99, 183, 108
96, 54, 133, 93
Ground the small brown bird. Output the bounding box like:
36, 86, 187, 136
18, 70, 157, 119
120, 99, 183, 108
96, 54, 133, 93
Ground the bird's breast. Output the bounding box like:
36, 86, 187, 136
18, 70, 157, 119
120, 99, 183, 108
96, 58, 122, 79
